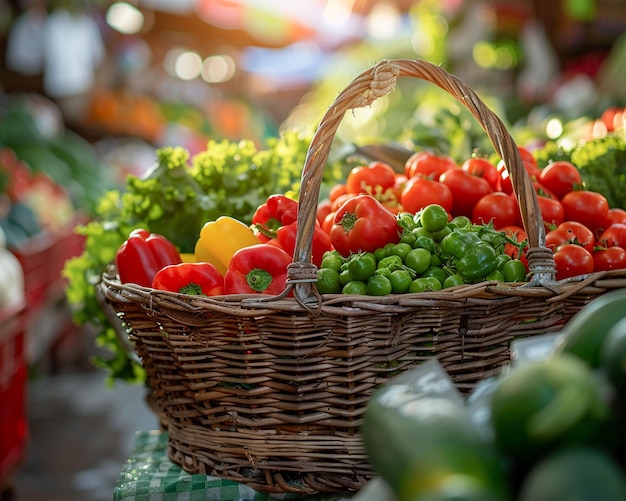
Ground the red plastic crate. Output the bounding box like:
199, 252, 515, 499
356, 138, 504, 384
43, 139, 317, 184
0, 299, 28, 486
12, 218, 86, 317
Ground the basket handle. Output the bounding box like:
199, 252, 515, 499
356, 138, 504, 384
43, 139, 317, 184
290, 59, 555, 304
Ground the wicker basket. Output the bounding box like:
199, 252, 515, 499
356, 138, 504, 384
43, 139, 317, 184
100, 59, 626, 494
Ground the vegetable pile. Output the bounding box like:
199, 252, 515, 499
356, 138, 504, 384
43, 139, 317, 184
361, 288, 626, 501
63, 132, 342, 381
65, 103, 626, 383
318, 142, 626, 288
316, 203, 526, 296
105, 137, 626, 301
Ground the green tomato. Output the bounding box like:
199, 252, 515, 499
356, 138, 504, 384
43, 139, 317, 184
390, 269, 413, 294
413, 236, 435, 254
503, 259, 527, 282
377, 254, 404, 271
496, 253, 512, 270
342, 280, 368, 295
398, 213, 417, 231
339, 269, 353, 286
412, 227, 433, 239
375, 267, 392, 280
449, 215, 471, 230
409, 276, 443, 293
484, 269, 503, 282
420, 204, 449, 233
316, 268, 342, 294
390, 242, 413, 262
367, 275, 393, 296
443, 273, 465, 288
348, 252, 377, 281
320, 252, 344, 272
400, 231, 417, 247
374, 246, 389, 262
405, 248, 432, 275
430, 254, 442, 268
420, 266, 449, 285
431, 224, 453, 242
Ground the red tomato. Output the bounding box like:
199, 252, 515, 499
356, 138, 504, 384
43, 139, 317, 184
461, 157, 500, 191
331, 192, 353, 211
533, 181, 558, 200
322, 211, 335, 235
400, 176, 453, 215
599, 223, 626, 249
606, 208, 626, 226
553, 244, 594, 280
593, 246, 626, 272
316, 199, 332, 226
561, 190, 609, 234
329, 183, 347, 203
497, 159, 541, 194
538, 161, 582, 200
394, 173, 408, 190
517, 146, 539, 170
499, 225, 528, 262
440, 167, 492, 217
346, 161, 397, 195
537, 194, 564, 230
546, 221, 596, 253
472, 192, 521, 229
404, 151, 457, 180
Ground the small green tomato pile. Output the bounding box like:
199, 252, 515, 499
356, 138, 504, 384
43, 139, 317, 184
316, 203, 527, 296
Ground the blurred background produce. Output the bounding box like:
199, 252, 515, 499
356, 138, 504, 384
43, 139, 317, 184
1, 0, 626, 499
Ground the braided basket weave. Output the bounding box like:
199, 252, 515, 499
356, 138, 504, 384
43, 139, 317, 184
100, 59, 626, 494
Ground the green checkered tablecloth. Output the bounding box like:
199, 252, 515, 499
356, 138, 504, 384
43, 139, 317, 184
114, 430, 354, 501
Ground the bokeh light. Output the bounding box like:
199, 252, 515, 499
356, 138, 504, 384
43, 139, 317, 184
201, 55, 236, 83
106, 2, 145, 35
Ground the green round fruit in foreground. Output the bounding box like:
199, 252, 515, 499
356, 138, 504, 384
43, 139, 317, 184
363, 393, 510, 501
601, 316, 626, 395
489, 354, 607, 462
554, 288, 626, 368
517, 447, 626, 501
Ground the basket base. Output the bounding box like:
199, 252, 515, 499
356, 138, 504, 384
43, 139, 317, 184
166, 421, 373, 494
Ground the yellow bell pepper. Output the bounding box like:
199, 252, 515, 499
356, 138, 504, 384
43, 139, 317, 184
180, 252, 197, 263
194, 239, 227, 275
195, 216, 260, 273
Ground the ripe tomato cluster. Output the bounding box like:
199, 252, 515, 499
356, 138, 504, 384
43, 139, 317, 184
319, 148, 626, 281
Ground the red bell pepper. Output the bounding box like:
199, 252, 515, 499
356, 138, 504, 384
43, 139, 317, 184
224, 244, 292, 295
274, 222, 331, 268
252, 194, 331, 266
115, 228, 181, 287
330, 194, 401, 257
252, 194, 298, 243
152, 262, 224, 296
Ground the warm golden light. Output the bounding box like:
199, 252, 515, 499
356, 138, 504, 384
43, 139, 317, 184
201, 55, 236, 83
106, 2, 144, 35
